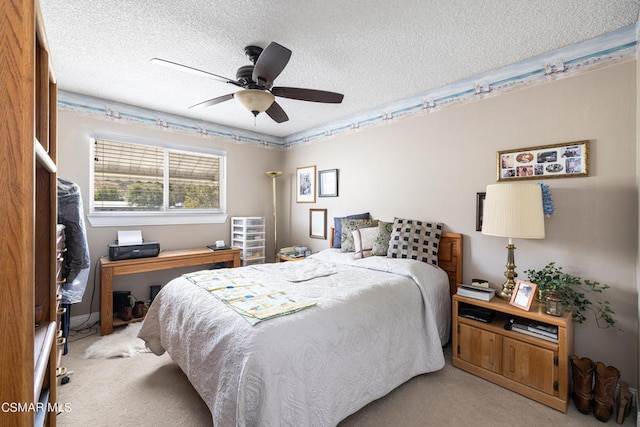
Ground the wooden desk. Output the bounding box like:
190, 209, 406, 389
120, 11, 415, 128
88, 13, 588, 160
99, 248, 241, 335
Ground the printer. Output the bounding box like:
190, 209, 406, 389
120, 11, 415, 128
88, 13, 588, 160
108, 230, 160, 261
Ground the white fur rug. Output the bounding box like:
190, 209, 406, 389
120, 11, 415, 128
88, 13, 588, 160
84, 322, 150, 359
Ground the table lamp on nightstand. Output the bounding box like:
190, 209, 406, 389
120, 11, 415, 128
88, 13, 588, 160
481, 183, 545, 300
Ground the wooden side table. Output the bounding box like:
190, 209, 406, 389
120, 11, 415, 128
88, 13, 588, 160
99, 248, 241, 335
452, 293, 573, 412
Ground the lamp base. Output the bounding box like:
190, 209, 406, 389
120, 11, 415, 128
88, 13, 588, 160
497, 278, 517, 300
498, 243, 517, 300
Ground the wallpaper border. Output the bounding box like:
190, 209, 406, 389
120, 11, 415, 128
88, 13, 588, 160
58, 25, 637, 150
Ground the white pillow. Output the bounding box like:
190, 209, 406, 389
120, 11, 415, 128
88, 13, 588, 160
352, 227, 379, 259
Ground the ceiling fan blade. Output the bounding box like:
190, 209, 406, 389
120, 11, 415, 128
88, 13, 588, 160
265, 101, 289, 123
252, 42, 292, 87
271, 87, 344, 103
189, 93, 235, 109
151, 58, 242, 87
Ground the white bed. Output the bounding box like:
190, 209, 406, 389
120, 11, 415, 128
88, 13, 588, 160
139, 233, 462, 426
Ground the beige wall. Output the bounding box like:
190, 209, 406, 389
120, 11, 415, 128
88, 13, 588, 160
282, 60, 639, 388
58, 60, 638, 388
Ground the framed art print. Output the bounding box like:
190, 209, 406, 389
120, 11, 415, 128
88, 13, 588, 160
296, 165, 316, 203
497, 140, 589, 181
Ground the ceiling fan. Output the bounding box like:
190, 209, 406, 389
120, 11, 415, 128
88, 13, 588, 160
151, 42, 344, 123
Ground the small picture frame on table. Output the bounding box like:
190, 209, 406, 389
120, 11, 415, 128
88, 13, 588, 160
510, 280, 537, 311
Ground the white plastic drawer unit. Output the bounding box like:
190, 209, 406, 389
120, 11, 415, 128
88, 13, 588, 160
231, 217, 266, 265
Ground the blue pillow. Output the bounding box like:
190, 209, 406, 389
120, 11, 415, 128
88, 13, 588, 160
333, 212, 370, 248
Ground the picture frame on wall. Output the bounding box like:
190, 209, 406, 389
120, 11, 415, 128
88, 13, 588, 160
296, 165, 316, 203
497, 140, 589, 181
309, 208, 327, 239
509, 280, 537, 311
318, 169, 339, 197
476, 192, 486, 232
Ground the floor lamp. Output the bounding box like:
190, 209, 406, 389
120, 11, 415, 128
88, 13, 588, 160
265, 171, 283, 261
481, 183, 545, 300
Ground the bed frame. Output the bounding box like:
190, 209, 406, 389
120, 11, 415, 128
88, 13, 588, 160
328, 228, 463, 296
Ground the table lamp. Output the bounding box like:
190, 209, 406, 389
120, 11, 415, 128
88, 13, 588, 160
481, 183, 545, 299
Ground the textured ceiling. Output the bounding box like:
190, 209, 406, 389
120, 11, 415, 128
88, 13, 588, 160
40, 0, 639, 138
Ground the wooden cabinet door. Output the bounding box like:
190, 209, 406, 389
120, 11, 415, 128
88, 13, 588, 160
502, 337, 556, 395
458, 323, 502, 373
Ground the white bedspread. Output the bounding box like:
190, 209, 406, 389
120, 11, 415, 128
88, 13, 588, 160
139, 249, 451, 426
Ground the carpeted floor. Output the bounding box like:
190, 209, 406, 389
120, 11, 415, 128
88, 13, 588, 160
57, 325, 637, 426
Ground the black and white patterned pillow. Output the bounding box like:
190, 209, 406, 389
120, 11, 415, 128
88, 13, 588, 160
387, 218, 443, 265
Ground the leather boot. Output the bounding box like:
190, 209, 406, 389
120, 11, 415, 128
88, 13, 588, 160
593, 362, 620, 422
570, 355, 595, 414
616, 381, 632, 424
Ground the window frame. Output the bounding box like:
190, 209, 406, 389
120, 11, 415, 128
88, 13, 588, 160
87, 134, 227, 227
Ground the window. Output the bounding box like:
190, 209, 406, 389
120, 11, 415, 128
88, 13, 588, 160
89, 137, 226, 226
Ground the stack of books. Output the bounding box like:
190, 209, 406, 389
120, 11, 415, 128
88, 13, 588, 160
456, 284, 495, 301
511, 319, 558, 343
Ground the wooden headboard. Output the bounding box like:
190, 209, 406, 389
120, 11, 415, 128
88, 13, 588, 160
328, 228, 463, 296
438, 232, 463, 297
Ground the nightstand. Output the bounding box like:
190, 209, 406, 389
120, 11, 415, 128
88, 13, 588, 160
452, 293, 574, 412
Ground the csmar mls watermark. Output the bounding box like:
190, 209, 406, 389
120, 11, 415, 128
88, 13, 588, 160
2, 401, 72, 413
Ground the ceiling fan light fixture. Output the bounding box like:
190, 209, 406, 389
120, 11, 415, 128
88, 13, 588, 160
234, 89, 275, 116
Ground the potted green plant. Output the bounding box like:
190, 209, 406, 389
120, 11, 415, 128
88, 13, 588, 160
524, 262, 617, 329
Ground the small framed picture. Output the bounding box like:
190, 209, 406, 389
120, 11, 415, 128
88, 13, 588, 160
510, 280, 537, 311
309, 208, 327, 239
296, 165, 316, 203
318, 169, 339, 197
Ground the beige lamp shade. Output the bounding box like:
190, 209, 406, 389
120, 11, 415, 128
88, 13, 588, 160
235, 89, 275, 115
482, 183, 545, 239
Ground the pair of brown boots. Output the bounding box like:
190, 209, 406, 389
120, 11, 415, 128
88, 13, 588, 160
570, 356, 632, 423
